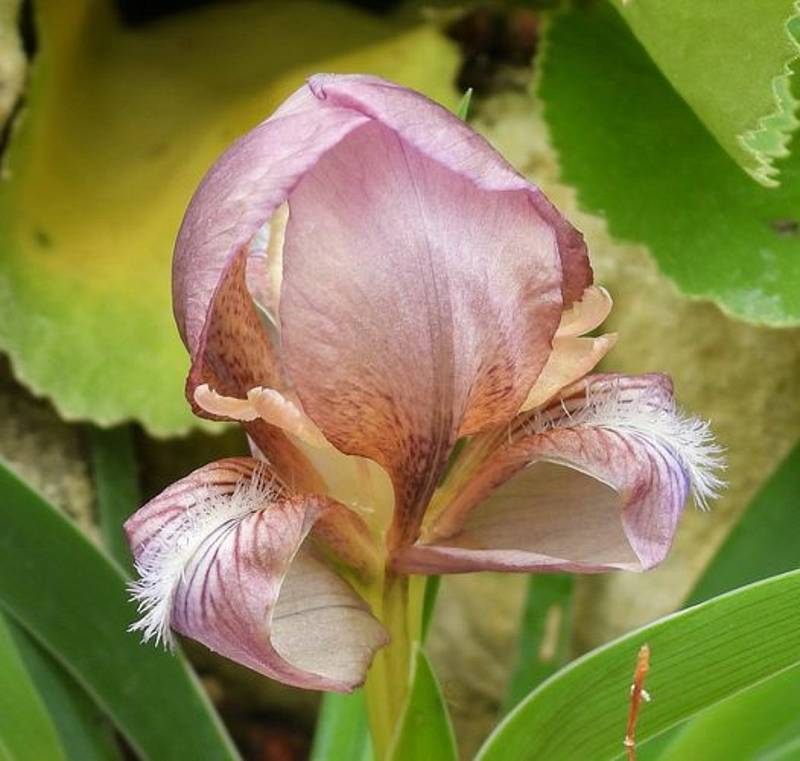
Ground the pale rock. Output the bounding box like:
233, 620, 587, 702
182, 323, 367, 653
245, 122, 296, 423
0, 0, 25, 130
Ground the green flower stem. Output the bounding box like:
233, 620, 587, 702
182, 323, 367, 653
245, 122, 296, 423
365, 572, 425, 760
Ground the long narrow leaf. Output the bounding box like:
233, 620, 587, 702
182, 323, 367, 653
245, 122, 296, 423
652, 666, 800, 761
0, 612, 66, 761
477, 569, 800, 761
687, 443, 800, 604
421, 576, 441, 640
309, 691, 372, 761
313, 571, 442, 758
7, 616, 121, 761
637, 443, 800, 759
88, 426, 141, 573
389, 646, 457, 761
0, 460, 240, 761
502, 574, 574, 713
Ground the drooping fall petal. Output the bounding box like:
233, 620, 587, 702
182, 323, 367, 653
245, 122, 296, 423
395, 375, 724, 574
125, 458, 387, 692
173, 74, 590, 546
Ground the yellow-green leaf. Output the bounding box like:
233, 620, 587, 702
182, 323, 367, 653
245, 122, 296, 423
0, 0, 457, 434
611, 0, 800, 186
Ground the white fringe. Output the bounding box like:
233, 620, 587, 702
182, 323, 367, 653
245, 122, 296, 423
128, 468, 279, 648
527, 380, 726, 510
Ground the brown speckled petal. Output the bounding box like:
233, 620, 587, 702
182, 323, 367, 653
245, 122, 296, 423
185, 251, 319, 488
281, 120, 564, 549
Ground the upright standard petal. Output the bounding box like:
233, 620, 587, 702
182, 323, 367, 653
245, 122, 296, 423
281, 119, 564, 549
125, 459, 388, 692
173, 87, 369, 353
174, 74, 590, 358
172, 75, 590, 546
395, 375, 724, 574
305, 74, 591, 306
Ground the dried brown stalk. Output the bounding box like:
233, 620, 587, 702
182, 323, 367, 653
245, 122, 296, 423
624, 644, 651, 761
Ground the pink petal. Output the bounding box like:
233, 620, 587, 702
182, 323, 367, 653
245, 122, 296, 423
174, 75, 591, 547
185, 251, 321, 489
395, 374, 723, 574
281, 119, 564, 548
174, 88, 368, 353
174, 74, 589, 356
186, 249, 281, 402
395, 461, 637, 574
305, 74, 591, 306
125, 458, 387, 692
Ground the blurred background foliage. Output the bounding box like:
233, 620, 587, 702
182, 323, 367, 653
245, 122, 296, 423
0, 1, 798, 759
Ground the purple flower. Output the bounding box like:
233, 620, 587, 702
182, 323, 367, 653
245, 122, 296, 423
126, 75, 723, 693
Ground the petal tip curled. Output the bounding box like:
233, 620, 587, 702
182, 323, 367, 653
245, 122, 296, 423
126, 459, 388, 692
405, 374, 724, 576
550, 375, 727, 511
126, 461, 282, 649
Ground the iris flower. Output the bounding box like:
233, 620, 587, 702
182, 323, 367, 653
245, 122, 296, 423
126, 75, 722, 701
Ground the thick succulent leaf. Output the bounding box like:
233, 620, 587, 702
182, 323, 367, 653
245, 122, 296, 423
388, 646, 457, 761
476, 569, 800, 761
610, 0, 800, 186
0, 611, 67, 761
0, 460, 241, 760
539, 2, 800, 326
0, 0, 458, 434
0, 0, 25, 126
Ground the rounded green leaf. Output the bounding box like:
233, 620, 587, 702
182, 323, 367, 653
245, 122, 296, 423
538, 2, 800, 326
610, 0, 800, 186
